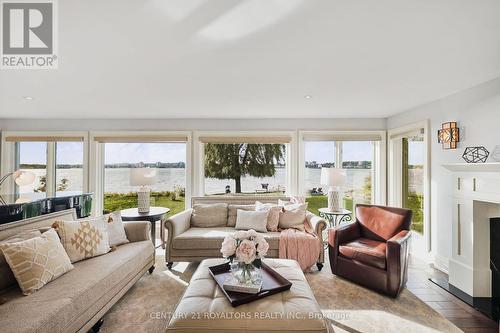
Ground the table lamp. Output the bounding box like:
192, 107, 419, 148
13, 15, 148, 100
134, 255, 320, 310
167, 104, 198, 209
320, 168, 346, 212
130, 168, 157, 213
0, 170, 36, 205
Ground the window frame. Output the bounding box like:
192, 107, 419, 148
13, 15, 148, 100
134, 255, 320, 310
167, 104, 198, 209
89, 131, 192, 215
194, 131, 297, 197
0, 131, 89, 196
298, 130, 387, 205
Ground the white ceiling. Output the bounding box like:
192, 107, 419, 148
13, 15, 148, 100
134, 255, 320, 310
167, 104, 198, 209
1, 0, 500, 119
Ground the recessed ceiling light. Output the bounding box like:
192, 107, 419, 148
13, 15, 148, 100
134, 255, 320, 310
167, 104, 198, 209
304, 95, 312, 99
23, 96, 33, 100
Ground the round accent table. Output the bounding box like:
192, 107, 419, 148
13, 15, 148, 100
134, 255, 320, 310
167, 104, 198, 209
120, 207, 170, 249
318, 208, 352, 228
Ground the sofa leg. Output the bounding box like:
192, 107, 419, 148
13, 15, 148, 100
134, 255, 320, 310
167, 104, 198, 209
90, 318, 104, 333
148, 265, 155, 274
167, 262, 173, 270
316, 263, 324, 271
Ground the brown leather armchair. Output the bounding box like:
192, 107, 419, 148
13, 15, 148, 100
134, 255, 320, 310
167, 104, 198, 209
328, 204, 412, 297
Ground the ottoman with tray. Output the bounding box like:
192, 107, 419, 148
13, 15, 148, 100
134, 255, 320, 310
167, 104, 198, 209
166, 258, 330, 333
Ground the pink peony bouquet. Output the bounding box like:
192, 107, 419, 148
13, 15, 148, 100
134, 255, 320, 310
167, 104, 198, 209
220, 229, 269, 267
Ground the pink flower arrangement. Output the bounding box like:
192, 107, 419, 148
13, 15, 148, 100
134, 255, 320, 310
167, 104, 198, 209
220, 229, 269, 266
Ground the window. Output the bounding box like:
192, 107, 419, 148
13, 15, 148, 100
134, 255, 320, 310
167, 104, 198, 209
203, 143, 287, 195
402, 135, 424, 233
102, 142, 187, 214
301, 132, 384, 216
56, 142, 84, 192
341, 141, 374, 211
16, 142, 47, 193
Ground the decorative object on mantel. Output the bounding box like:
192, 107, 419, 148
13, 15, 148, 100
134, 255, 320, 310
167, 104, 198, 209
437, 121, 460, 149
491, 145, 500, 162
462, 146, 489, 163
130, 168, 157, 213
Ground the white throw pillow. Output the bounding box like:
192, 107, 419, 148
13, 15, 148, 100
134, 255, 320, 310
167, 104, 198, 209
255, 201, 282, 231
54, 216, 111, 263
235, 209, 269, 233
279, 202, 308, 229
105, 212, 129, 247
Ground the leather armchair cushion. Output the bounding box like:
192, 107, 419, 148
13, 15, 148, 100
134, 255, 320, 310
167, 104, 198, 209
356, 205, 412, 241
339, 237, 387, 270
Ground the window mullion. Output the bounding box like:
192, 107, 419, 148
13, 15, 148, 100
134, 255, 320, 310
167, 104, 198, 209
335, 141, 342, 168
46, 142, 56, 196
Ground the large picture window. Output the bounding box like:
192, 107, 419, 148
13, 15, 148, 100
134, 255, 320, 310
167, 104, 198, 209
203, 143, 287, 195
301, 132, 383, 216
17, 141, 48, 193
56, 141, 84, 192
102, 142, 187, 214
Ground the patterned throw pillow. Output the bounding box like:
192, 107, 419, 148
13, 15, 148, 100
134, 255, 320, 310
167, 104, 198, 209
105, 212, 129, 247
54, 216, 110, 263
0, 229, 74, 295
255, 201, 282, 232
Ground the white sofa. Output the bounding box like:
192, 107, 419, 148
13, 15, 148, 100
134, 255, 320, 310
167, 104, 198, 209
164, 196, 327, 270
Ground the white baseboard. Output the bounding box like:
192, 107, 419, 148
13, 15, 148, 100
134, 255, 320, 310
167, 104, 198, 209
432, 254, 449, 274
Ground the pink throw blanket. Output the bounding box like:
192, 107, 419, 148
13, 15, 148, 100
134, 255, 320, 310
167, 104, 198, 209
278, 197, 322, 271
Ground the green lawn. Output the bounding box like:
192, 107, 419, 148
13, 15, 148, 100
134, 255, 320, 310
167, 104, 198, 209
305, 195, 354, 216
103, 192, 185, 217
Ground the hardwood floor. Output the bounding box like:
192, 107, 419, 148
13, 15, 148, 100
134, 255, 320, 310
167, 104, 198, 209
408, 257, 498, 332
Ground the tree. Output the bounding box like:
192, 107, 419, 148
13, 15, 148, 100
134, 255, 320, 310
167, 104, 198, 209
35, 176, 70, 192
204, 143, 285, 193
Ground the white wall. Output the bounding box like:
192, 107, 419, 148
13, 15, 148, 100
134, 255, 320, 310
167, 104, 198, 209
387, 77, 500, 271
0, 118, 386, 131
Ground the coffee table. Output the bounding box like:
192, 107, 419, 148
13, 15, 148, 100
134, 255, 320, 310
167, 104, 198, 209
167, 258, 330, 332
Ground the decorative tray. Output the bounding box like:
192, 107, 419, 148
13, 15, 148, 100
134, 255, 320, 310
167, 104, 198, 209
208, 261, 292, 307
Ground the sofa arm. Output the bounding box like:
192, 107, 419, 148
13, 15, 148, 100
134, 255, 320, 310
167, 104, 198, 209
165, 209, 192, 242
123, 221, 151, 242
328, 221, 360, 247
306, 211, 327, 238
386, 230, 412, 297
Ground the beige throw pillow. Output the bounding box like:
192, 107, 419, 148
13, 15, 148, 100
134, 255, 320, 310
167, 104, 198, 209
279, 202, 308, 229
255, 201, 282, 231
0, 229, 73, 295
191, 203, 228, 227
54, 216, 110, 263
235, 210, 269, 233
0, 229, 43, 291
227, 204, 255, 227
105, 212, 129, 247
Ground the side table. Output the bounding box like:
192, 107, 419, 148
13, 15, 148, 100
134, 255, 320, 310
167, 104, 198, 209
120, 207, 170, 249
318, 208, 352, 228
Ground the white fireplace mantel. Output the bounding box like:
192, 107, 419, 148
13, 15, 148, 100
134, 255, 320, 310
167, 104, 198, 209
443, 164, 500, 298
442, 162, 500, 172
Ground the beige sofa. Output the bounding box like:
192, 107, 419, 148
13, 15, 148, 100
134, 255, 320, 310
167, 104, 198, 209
0, 209, 154, 333
165, 196, 327, 270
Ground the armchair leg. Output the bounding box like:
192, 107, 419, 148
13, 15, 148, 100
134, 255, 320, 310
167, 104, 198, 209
316, 263, 324, 271
167, 262, 173, 269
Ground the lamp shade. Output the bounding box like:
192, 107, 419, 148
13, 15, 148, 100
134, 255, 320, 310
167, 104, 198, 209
130, 168, 157, 186
320, 168, 346, 187
12, 170, 36, 186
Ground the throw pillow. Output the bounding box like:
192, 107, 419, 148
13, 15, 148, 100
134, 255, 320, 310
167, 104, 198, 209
0, 229, 43, 291
279, 202, 308, 229
105, 212, 129, 247
235, 210, 269, 233
255, 201, 282, 231
0, 229, 74, 295
54, 216, 110, 263
191, 203, 228, 227
227, 204, 255, 227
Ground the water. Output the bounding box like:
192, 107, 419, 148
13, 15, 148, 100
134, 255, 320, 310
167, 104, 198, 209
20, 168, 423, 196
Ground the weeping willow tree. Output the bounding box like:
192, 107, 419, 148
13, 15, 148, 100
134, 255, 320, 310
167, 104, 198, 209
204, 143, 285, 193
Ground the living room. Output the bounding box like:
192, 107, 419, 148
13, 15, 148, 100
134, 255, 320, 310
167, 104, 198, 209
0, 1, 499, 332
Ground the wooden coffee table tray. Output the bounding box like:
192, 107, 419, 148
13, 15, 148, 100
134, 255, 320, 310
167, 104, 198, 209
208, 261, 293, 307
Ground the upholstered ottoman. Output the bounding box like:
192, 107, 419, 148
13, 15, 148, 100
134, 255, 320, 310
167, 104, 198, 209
166, 258, 329, 333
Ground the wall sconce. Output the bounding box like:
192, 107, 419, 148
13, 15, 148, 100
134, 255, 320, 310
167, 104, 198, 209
438, 122, 460, 149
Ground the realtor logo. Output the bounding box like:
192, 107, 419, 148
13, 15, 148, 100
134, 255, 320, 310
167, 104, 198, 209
1, 0, 57, 69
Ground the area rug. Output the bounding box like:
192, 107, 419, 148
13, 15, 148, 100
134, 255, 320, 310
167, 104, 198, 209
100, 255, 460, 333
